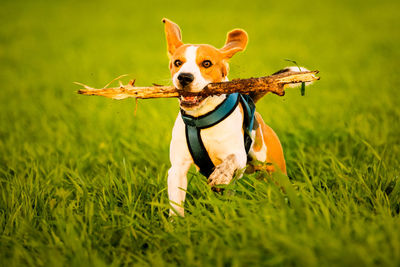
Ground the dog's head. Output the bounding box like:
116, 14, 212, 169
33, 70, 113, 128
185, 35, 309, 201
163, 18, 248, 112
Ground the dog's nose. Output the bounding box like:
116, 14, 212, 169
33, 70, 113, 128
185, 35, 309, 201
177, 73, 194, 87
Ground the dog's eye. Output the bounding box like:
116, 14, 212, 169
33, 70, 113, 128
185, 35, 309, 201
174, 60, 183, 67
202, 60, 212, 68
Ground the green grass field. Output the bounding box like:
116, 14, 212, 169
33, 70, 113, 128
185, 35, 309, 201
1, 0, 399, 266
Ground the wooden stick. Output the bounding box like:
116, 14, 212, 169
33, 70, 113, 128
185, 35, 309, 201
76, 70, 319, 101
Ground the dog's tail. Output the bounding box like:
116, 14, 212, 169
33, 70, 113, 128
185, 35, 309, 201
250, 66, 313, 103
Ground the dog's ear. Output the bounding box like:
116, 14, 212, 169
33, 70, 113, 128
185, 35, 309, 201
220, 29, 248, 59
162, 18, 183, 58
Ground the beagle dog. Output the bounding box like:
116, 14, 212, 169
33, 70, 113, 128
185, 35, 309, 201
163, 18, 286, 216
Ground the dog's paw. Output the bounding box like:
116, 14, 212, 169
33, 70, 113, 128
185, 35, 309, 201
208, 154, 236, 187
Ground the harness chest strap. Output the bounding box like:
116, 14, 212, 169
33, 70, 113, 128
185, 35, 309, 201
181, 93, 256, 178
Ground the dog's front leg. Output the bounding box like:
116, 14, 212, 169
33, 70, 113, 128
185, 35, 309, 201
168, 115, 193, 217
208, 153, 246, 187
168, 161, 191, 217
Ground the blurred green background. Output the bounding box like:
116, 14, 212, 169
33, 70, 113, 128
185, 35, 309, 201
1, 0, 399, 266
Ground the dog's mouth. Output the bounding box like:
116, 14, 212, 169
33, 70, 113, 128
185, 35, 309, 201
179, 95, 206, 108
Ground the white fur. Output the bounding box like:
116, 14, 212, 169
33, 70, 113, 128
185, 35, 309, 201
173, 46, 210, 92
248, 129, 267, 162
168, 115, 192, 216
168, 106, 247, 216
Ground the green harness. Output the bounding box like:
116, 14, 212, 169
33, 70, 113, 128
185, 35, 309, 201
180, 93, 255, 177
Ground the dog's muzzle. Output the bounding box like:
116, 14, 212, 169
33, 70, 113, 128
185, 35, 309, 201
177, 72, 207, 108
177, 73, 194, 87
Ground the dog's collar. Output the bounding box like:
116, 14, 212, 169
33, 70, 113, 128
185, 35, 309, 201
180, 93, 239, 129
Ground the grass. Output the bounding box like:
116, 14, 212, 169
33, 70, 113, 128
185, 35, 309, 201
1, 0, 399, 266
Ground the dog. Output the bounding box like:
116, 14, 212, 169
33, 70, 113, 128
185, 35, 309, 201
163, 18, 286, 216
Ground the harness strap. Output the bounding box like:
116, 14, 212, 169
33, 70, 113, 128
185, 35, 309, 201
185, 125, 215, 177
181, 93, 239, 129
240, 94, 256, 152
181, 93, 255, 177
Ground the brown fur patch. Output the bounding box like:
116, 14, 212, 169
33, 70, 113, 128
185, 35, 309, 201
169, 44, 189, 77
163, 18, 183, 57
168, 29, 248, 82
165, 18, 248, 88
252, 125, 264, 152
255, 112, 287, 174
169, 44, 228, 83
196, 45, 228, 82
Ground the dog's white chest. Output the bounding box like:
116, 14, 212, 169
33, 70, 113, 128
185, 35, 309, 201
200, 106, 246, 166
169, 105, 247, 170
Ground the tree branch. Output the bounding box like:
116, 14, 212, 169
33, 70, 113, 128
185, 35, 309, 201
76, 70, 319, 101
